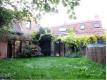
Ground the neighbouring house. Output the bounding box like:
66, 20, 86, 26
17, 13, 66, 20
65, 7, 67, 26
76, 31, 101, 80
50, 20, 105, 36
0, 19, 39, 59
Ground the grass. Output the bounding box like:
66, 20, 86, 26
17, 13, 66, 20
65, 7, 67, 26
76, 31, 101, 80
0, 57, 106, 79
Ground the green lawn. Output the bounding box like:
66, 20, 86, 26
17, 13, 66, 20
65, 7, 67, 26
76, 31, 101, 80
0, 57, 105, 79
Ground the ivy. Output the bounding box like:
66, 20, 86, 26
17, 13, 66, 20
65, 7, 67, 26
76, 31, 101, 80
0, 7, 14, 28
57, 29, 106, 49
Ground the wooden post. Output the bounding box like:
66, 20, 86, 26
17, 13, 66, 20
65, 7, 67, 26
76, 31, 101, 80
64, 43, 66, 56
58, 40, 61, 56
12, 39, 15, 58
19, 40, 22, 53
29, 40, 31, 45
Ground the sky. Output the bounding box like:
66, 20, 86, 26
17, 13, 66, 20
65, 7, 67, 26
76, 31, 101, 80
39, 0, 107, 29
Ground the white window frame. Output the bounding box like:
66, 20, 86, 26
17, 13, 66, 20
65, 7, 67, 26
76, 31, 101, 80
59, 27, 67, 32
93, 21, 100, 28
80, 23, 85, 30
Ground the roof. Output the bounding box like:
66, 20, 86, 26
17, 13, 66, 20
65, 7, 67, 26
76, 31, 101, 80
50, 20, 105, 36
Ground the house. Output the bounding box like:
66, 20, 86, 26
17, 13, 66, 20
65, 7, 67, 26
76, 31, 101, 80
50, 20, 105, 36
0, 19, 39, 59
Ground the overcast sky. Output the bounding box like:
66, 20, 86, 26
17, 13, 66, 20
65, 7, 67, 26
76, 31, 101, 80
39, 0, 107, 29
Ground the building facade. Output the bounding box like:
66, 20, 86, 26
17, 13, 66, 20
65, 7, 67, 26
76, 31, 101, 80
50, 20, 105, 36
0, 19, 38, 59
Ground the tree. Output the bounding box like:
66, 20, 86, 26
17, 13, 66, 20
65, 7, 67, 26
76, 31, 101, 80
44, 27, 51, 34
39, 34, 52, 56
0, 0, 80, 41
39, 27, 46, 34
0, 0, 80, 21
0, 7, 14, 28
0, 7, 14, 41
32, 32, 41, 44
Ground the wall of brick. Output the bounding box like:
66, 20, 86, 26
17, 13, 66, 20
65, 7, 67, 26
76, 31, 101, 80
51, 20, 105, 36
0, 41, 7, 59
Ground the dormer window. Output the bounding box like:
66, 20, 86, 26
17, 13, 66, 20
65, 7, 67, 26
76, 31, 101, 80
59, 27, 67, 32
80, 23, 85, 30
93, 21, 100, 28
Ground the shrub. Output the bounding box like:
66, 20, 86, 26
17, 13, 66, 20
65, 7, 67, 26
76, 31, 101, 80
57, 32, 106, 54
32, 32, 41, 44
39, 34, 52, 56
18, 46, 32, 58
88, 35, 97, 44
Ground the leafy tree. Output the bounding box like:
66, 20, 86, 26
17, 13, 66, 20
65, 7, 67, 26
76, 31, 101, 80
44, 27, 51, 34
39, 27, 46, 34
39, 34, 52, 56
0, 0, 80, 21
0, 0, 80, 41
32, 32, 41, 44
0, 7, 14, 28
32, 26, 52, 44
0, 7, 14, 41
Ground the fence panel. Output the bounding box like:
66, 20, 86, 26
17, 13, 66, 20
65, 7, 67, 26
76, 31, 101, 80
86, 46, 106, 64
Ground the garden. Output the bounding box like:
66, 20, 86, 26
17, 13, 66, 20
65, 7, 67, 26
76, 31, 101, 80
0, 57, 106, 79
0, 0, 106, 79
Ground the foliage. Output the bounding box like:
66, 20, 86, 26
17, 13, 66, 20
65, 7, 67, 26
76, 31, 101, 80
1, 0, 80, 21
64, 34, 106, 47
32, 29, 53, 56
95, 33, 106, 44
56, 28, 106, 54
44, 27, 51, 34
0, 0, 80, 41
0, 0, 80, 40
0, 7, 19, 41
88, 35, 97, 44
13, 10, 32, 20
59, 28, 106, 47
39, 34, 52, 42
32, 27, 52, 44
39, 34, 52, 56
20, 46, 32, 58
32, 32, 41, 44
101, 33, 106, 43
0, 7, 14, 28
39, 27, 46, 34
0, 27, 10, 41
0, 57, 105, 79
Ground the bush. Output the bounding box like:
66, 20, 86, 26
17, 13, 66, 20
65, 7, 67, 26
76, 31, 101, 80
39, 34, 52, 56
18, 46, 32, 58
32, 32, 41, 44
88, 35, 97, 44
57, 33, 106, 54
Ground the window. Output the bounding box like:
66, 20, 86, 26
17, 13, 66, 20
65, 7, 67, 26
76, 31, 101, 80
93, 21, 100, 28
22, 21, 31, 29
59, 27, 67, 35
80, 23, 85, 30
59, 27, 67, 32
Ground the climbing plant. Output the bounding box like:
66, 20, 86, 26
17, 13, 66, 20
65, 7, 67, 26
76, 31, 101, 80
57, 28, 106, 53
0, 7, 14, 41
0, 7, 14, 28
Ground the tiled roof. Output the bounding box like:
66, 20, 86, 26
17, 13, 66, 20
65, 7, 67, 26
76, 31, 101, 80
51, 20, 105, 35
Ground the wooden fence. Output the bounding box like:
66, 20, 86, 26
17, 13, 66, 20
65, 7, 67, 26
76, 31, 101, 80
86, 46, 106, 64
53, 42, 106, 64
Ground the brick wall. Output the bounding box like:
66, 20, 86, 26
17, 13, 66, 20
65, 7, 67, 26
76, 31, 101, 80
0, 41, 7, 59
51, 20, 105, 36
